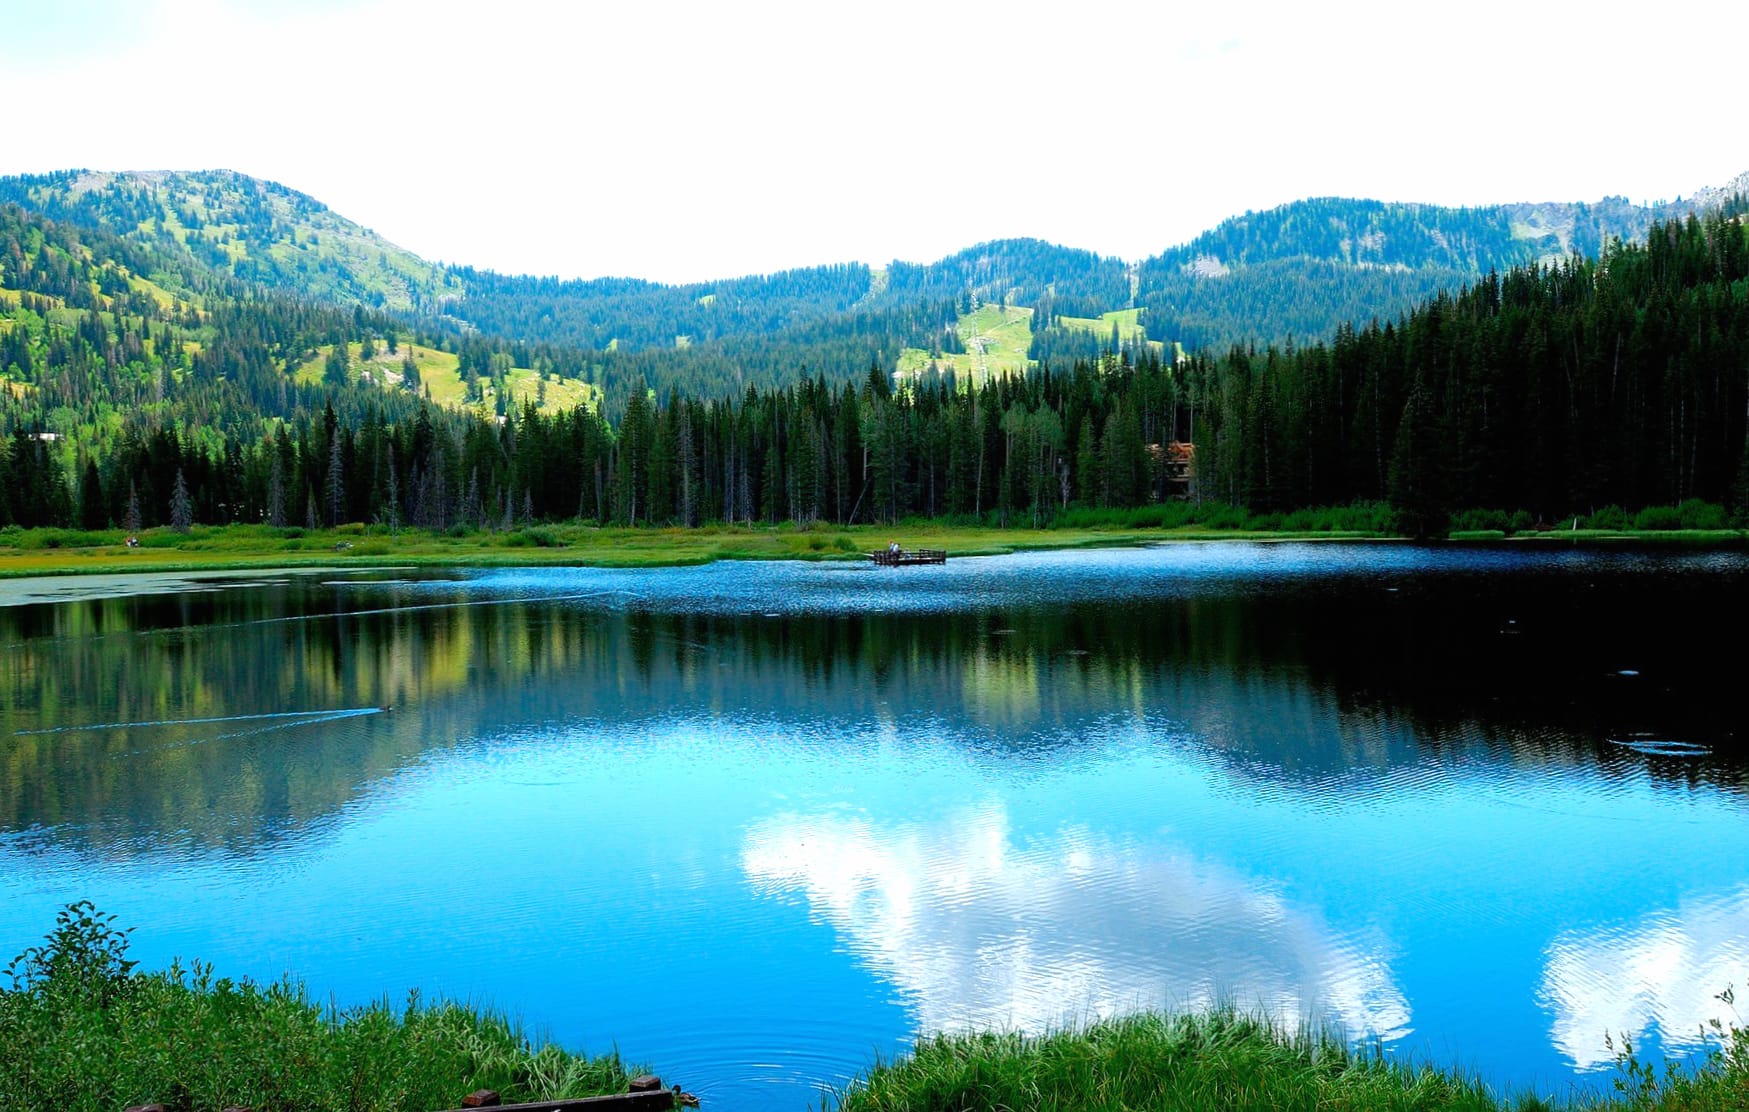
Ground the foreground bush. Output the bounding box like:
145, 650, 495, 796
829, 1009, 1749, 1112
0, 903, 635, 1112
830, 1012, 1511, 1112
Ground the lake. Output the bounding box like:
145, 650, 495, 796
2, 543, 1746, 1110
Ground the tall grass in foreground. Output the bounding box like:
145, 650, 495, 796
827, 1009, 1749, 1112
0, 903, 636, 1112
7, 905, 1746, 1111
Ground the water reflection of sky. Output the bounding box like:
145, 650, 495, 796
742, 803, 1412, 1039
3, 546, 1748, 1112
1541, 887, 1749, 1069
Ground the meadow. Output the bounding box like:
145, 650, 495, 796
0, 502, 1742, 579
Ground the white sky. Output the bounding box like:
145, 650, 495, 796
1, 0, 1744, 284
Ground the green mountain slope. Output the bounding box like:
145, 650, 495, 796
0, 170, 460, 312
1131, 194, 1703, 349
6, 166, 1744, 379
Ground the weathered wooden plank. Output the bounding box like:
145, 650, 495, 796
431, 1090, 675, 1112
867, 548, 948, 566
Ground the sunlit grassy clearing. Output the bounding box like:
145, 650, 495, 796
1058, 307, 1146, 342
291, 343, 594, 414
897, 304, 1035, 384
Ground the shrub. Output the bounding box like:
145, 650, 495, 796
0, 904, 640, 1112
1389, 505, 1451, 540
1451, 508, 1508, 533
1677, 499, 1728, 530
1584, 505, 1630, 531
1633, 505, 1683, 531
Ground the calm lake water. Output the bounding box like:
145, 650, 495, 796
2, 544, 1747, 1110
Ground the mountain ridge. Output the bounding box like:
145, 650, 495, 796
3, 167, 1744, 361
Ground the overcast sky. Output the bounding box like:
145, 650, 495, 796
2, 0, 1743, 283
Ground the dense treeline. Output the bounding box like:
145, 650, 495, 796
885, 239, 1132, 311
1131, 195, 1680, 350
1187, 212, 1749, 532
5, 203, 1749, 537
447, 263, 876, 352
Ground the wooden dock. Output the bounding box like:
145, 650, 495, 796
868, 548, 947, 566
431, 1076, 684, 1111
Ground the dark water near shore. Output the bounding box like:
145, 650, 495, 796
2, 544, 1747, 1110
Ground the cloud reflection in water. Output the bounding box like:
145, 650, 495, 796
1540, 886, 1749, 1069
743, 804, 1410, 1040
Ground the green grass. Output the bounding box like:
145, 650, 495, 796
833, 1013, 1507, 1112
9, 893, 1749, 1112
0, 903, 646, 1112
291, 343, 596, 415
897, 304, 1035, 385
0, 518, 1341, 579
0, 509, 1744, 580
1056, 308, 1148, 344
828, 1009, 1749, 1112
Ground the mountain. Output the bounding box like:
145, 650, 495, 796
4, 167, 1744, 381
4, 167, 1748, 536
0, 169, 460, 312
1130, 193, 1707, 350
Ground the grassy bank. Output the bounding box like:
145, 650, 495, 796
0, 904, 643, 1112
5, 906, 1747, 1111
831, 1011, 1749, 1112
0, 509, 1743, 579
0, 519, 1370, 579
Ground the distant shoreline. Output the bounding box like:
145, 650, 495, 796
0, 522, 1743, 584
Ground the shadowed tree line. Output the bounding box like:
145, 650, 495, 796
3, 211, 1749, 535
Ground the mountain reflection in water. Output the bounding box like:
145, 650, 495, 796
1, 545, 1746, 1111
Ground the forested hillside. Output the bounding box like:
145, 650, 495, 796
0, 170, 461, 311
1132, 194, 1699, 349
11, 167, 1735, 388
4, 188, 1746, 538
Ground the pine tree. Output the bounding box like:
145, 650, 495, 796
325, 433, 345, 526
324, 341, 349, 388
78, 457, 105, 529
169, 469, 193, 533
267, 450, 286, 527
1388, 376, 1447, 538
1075, 415, 1100, 506
384, 442, 400, 535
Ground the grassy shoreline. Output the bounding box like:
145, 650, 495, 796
7, 905, 1747, 1111
831, 1012, 1749, 1111
0, 520, 1742, 580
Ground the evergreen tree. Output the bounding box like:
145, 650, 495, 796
267, 450, 286, 527
169, 469, 193, 533
324, 341, 349, 388
78, 457, 105, 529
326, 433, 345, 526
